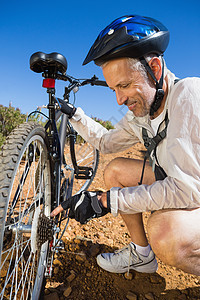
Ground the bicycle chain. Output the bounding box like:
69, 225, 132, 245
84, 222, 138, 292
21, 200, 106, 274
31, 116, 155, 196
37, 213, 54, 249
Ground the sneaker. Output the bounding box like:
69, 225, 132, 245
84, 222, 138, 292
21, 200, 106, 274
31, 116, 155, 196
96, 243, 158, 273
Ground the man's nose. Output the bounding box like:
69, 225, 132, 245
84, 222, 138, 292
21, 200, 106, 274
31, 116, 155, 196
115, 90, 128, 106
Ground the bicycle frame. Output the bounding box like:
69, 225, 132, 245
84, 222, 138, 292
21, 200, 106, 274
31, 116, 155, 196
43, 86, 95, 210
0, 52, 108, 299
44, 85, 62, 211
10, 69, 107, 222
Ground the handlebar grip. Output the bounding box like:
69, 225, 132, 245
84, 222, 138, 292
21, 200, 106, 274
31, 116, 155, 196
93, 80, 108, 87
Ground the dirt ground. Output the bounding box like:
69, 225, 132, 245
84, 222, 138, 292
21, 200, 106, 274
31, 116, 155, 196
45, 143, 200, 300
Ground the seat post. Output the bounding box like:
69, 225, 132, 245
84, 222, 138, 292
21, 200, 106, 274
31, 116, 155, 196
47, 88, 56, 121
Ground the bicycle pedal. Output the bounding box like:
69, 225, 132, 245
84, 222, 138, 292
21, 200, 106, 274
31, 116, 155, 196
75, 166, 93, 179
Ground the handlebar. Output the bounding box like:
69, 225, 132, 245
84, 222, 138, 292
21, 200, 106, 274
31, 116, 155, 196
93, 80, 108, 87
55, 73, 108, 87
81, 76, 108, 87
52, 73, 108, 99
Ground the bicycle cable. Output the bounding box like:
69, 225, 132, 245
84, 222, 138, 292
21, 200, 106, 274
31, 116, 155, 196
27, 110, 49, 121
53, 212, 70, 248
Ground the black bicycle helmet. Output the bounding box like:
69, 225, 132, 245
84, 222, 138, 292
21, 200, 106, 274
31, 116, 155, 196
83, 15, 169, 66
83, 15, 170, 116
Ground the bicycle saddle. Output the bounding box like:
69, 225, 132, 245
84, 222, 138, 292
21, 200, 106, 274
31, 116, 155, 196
30, 52, 68, 75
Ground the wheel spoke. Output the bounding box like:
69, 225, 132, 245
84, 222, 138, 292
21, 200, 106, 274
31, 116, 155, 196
25, 252, 36, 299
17, 248, 32, 296
76, 152, 94, 165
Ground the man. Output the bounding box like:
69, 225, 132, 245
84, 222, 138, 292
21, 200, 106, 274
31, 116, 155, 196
51, 15, 200, 276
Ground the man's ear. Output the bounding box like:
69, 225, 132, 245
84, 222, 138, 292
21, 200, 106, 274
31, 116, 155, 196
149, 57, 162, 81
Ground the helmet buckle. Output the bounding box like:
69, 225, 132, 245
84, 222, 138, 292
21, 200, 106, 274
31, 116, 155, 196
156, 89, 165, 100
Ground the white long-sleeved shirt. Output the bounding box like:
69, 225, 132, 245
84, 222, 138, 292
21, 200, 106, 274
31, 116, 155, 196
70, 70, 200, 216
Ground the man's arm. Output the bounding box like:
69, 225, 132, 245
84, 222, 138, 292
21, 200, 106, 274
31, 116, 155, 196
70, 107, 140, 154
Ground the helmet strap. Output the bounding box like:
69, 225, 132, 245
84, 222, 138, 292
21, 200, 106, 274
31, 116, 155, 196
139, 56, 165, 116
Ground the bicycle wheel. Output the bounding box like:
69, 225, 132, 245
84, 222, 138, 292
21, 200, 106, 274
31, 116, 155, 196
63, 124, 99, 195
0, 122, 52, 300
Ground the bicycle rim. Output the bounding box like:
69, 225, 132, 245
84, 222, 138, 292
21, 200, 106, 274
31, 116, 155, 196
0, 123, 51, 300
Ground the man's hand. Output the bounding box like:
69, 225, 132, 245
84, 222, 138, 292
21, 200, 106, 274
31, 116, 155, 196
50, 191, 110, 224
50, 204, 64, 216
57, 98, 76, 118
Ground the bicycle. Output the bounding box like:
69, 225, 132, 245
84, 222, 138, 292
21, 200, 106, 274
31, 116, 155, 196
0, 51, 108, 299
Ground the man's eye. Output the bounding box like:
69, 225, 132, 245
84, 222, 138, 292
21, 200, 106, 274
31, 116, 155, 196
121, 84, 130, 89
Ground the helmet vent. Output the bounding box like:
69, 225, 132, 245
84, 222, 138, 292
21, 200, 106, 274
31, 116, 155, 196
108, 29, 114, 35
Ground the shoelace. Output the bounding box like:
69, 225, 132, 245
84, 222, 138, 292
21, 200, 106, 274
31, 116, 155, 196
115, 244, 140, 276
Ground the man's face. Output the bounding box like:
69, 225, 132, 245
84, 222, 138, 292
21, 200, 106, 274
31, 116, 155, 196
102, 58, 156, 117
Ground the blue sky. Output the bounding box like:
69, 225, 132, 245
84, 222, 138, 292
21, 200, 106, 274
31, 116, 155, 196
1, 0, 200, 124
